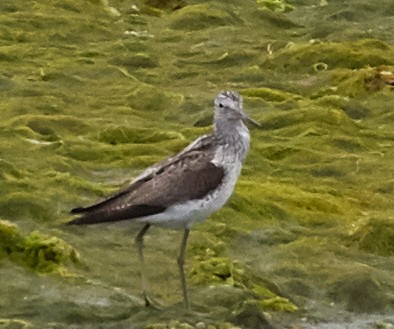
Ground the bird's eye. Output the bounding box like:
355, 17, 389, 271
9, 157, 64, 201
219, 103, 224, 108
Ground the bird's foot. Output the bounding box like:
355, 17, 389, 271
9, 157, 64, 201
143, 294, 163, 310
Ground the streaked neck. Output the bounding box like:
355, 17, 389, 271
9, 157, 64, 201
214, 119, 250, 162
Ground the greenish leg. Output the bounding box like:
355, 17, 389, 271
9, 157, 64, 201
177, 228, 190, 309
134, 223, 151, 306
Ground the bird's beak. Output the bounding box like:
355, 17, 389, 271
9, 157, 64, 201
242, 111, 261, 128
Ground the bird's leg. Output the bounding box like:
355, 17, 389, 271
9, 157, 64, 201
134, 223, 151, 306
177, 228, 190, 309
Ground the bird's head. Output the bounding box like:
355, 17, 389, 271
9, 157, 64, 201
214, 91, 260, 127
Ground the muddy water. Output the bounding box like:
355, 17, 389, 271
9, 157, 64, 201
0, 0, 393, 328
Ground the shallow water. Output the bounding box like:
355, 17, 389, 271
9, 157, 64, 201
0, 0, 393, 328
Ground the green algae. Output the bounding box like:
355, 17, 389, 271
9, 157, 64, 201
0, 319, 31, 329
233, 179, 361, 227
191, 254, 244, 287
257, 0, 294, 13
126, 85, 184, 113
0, 159, 22, 179
146, 320, 241, 329
0, 0, 394, 328
0, 192, 52, 222
166, 4, 240, 31
146, 321, 194, 329
242, 87, 302, 102
328, 271, 389, 313
22, 232, 79, 273
262, 39, 394, 73
251, 283, 298, 313
254, 7, 301, 30
143, 0, 186, 12
327, 67, 393, 97
190, 234, 298, 313
0, 220, 79, 273
111, 52, 158, 69
349, 218, 394, 256
97, 126, 185, 145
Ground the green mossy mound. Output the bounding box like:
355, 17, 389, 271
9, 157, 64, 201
143, 0, 187, 12
313, 67, 394, 98
146, 320, 241, 329
1, 0, 393, 327
257, 0, 294, 13
0, 319, 31, 329
0, 219, 79, 273
0, 159, 22, 179
328, 271, 389, 313
166, 4, 242, 31
348, 218, 394, 256
97, 126, 184, 145
190, 235, 298, 313
0, 193, 53, 222
242, 87, 302, 102
126, 85, 184, 113
262, 39, 394, 73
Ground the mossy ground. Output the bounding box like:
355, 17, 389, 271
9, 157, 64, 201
0, 219, 79, 273
0, 0, 393, 328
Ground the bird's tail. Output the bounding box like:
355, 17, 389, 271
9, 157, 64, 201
67, 204, 165, 225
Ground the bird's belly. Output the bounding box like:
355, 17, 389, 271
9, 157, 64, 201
138, 163, 241, 229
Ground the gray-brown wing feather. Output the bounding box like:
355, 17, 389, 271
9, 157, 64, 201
70, 134, 215, 214
68, 143, 224, 225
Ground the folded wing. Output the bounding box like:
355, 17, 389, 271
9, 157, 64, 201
68, 147, 225, 225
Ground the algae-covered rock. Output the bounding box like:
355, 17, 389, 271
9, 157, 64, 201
254, 6, 300, 29
166, 4, 241, 31
231, 301, 277, 329
127, 85, 183, 113
146, 320, 242, 329
321, 67, 394, 97
328, 272, 389, 313
257, 0, 294, 12
1, 265, 139, 323
191, 255, 244, 287
242, 87, 301, 102
0, 159, 22, 179
348, 218, 394, 256
263, 39, 394, 73
144, 0, 187, 12
0, 219, 79, 273
111, 52, 158, 69
146, 320, 194, 329
340, 100, 370, 119
0, 192, 53, 222
0, 319, 31, 329
97, 126, 184, 145
1, 0, 394, 327
190, 247, 298, 313
253, 285, 298, 312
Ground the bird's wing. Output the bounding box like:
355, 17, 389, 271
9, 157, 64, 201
68, 135, 224, 225
131, 133, 213, 183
